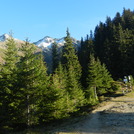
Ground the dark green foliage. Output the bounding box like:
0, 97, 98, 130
94, 8, 134, 79
1, 8, 134, 131
109, 81, 121, 93
0, 37, 19, 127
122, 8, 134, 29
52, 42, 59, 73
16, 40, 48, 126
86, 55, 113, 104
51, 64, 69, 118
61, 29, 85, 109
62, 29, 81, 80
85, 86, 98, 105
48, 64, 70, 119
38, 63, 70, 122
78, 32, 94, 88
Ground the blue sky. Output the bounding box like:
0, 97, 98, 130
0, 0, 134, 42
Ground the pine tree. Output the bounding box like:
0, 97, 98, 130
61, 29, 85, 110
98, 63, 113, 94
16, 40, 48, 126
94, 22, 106, 60
62, 28, 82, 80
86, 55, 113, 104
49, 64, 70, 120
94, 9, 134, 79
79, 32, 94, 88
0, 37, 19, 127
122, 8, 134, 30
52, 42, 59, 72
37, 63, 68, 122
113, 12, 122, 26
110, 24, 134, 78
86, 55, 99, 104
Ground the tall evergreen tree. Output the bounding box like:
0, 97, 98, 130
62, 28, 81, 80
86, 55, 99, 105
113, 12, 122, 26
44, 63, 71, 121
37, 63, 67, 122
94, 9, 134, 79
122, 8, 134, 30
52, 42, 59, 72
111, 24, 134, 78
79, 32, 94, 87
86, 55, 113, 105
0, 37, 19, 127
16, 40, 48, 126
61, 29, 85, 110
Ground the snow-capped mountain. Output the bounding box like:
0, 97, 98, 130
0, 34, 11, 42
0, 34, 80, 50
33, 36, 80, 50
0, 33, 24, 44
0, 33, 80, 71
33, 36, 65, 49
33, 36, 80, 72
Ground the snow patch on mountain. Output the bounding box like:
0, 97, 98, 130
34, 36, 79, 50
34, 36, 65, 49
56, 37, 66, 46
0, 34, 11, 42
0, 34, 24, 44
35, 36, 54, 48
0, 33, 80, 51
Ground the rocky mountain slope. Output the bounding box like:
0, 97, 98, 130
0, 34, 39, 63
0, 34, 25, 63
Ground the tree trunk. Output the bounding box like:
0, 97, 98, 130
27, 94, 30, 126
94, 86, 98, 100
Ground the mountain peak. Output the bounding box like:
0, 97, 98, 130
34, 36, 80, 50
43, 36, 52, 39
0, 34, 11, 42
0, 34, 25, 44
34, 36, 55, 48
43, 36, 55, 43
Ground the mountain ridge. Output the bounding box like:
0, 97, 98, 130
0, 34, 80, 65
33, 36, 80, 50
0, 34, 80, 50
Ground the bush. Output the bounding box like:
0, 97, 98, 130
108, 81, 121, 93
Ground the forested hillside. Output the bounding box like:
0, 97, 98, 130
94, 8, 134, 79
0, 8, 134, 130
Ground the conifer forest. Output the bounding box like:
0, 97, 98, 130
0, 8, 134, 130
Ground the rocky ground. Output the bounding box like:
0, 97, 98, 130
48, 91, 134, 134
